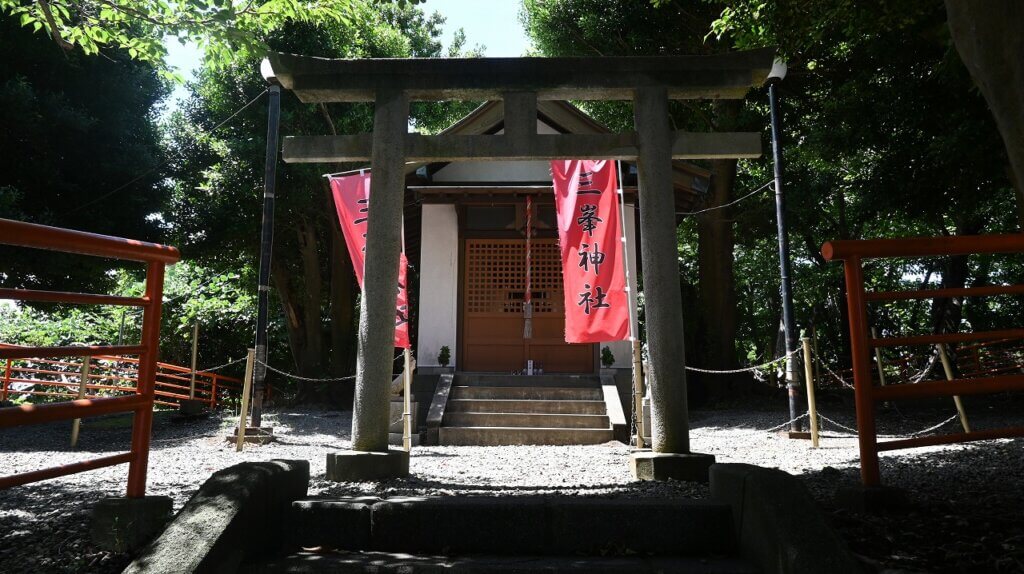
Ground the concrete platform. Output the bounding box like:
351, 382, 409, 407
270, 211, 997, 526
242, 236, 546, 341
325, 450, 409, 482
226, 426, 276, 444
256, 552, 759, 573
287, 496, 735, 556
630, 451, 716, 483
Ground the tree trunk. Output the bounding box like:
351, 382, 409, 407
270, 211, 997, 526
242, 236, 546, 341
695, 100, 741, 399
296, 220, 324, 371
697, 159, 738, 367
945, 0, 1024, 229
328, 212, 357, 407
930, 219, 983, 334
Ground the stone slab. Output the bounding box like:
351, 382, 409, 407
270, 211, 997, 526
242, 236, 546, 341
424, 373, 454, 445
710, 463, 864, 574
225, 426, 276, 444
288, 497, 377, 550
178, 398, 207, 416
255, 551, 760, 573
91, 495, 173, 553
124, 459, 309, 574
388, 401, 419, 433
370, 496, 548, 555
547, 498, 733, 556
295, 496, 736, 558
325, 450, 409, 482
630, 451, 716, 483
388, 432, 421, 447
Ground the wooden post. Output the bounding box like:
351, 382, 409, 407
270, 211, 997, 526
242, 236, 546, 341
210, 374, 219, 409
188, 322, 199, 399
403, 348, 413, 452
871, 327, 889, 387
938, 344, 971, 433
802, 337, 820, 448
70, 357, 91, 448
811, 324, 821, 389
631, 339, 645, 449
2, 358, 11, 402
236, 348, 256, 453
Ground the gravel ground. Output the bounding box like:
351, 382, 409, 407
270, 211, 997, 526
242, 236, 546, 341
1, 396, 1022, 573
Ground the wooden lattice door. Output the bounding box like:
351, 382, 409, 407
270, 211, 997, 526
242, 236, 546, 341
462, 238, 594, 373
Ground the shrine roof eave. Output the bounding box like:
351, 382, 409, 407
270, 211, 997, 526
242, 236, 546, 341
264, 49, 775, 103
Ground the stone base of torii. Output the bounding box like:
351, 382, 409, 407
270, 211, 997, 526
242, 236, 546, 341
262, 49, 774, 482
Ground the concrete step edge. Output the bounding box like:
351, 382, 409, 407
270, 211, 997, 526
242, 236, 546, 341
258, 552, 757, 573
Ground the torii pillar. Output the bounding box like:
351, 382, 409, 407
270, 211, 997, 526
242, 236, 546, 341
325, 89, 411, 480
629, 87, 715, 481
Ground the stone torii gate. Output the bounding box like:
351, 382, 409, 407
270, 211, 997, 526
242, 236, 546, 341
264, 50, 774, 480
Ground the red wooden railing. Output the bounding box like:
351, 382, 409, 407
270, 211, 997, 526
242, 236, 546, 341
0, 219, 179, 496
829, 338, 1024, 388
822, 234, 1024, 486
0, 345, 243, 409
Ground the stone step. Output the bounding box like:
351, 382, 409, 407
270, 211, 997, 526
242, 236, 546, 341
285, 497, 736, 558
257, 552, 758, 573
438, 426, 614, 445
454, 374, 601, 388
442, 409, 606, 427
443, 411, 610, 429
445, 398, 607, 415
450, 385, 602, 401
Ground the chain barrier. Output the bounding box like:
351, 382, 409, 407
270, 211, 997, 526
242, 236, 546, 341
257, 361, 356, 382
808, 350, 857, 390
816, 412, 961, 439
255, 353, 403, 383
685, 347, 800, 375
197, 356, 247, 373
691, 412, 809, 439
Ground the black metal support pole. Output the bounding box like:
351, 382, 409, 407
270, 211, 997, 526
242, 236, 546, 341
251, 84, 281, 428
769, 80, 802, 432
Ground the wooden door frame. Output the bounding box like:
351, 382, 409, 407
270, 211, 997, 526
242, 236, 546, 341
455, 201, 597, 374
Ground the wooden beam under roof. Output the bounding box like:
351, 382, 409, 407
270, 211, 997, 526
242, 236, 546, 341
283, 131, 761, 163
264, 49, 775, 103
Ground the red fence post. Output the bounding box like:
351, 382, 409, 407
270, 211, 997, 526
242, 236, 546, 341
126, 261, 166, 498
210, 374, 218, 409
843, 256, 882, 487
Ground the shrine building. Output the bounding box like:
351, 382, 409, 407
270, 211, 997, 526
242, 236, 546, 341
402, 100, 709, 376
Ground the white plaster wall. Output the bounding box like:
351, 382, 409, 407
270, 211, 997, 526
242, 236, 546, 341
417, 204, 459, 367
432, 121, 559, 183
603, 203, 640, 368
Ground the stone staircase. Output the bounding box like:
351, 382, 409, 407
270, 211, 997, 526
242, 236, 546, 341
437, 373, 616, 446
256, 496, 759, 573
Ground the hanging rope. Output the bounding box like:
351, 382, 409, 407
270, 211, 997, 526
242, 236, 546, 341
523, 195, 533, 340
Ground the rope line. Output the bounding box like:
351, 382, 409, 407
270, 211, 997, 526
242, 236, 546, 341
677, 180, 774, 216
64, 88, 270, 214
685, 347, 800, 374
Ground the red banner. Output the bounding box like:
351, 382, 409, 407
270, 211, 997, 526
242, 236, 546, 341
329, 172, 411, 349
550, 160, 629, 343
